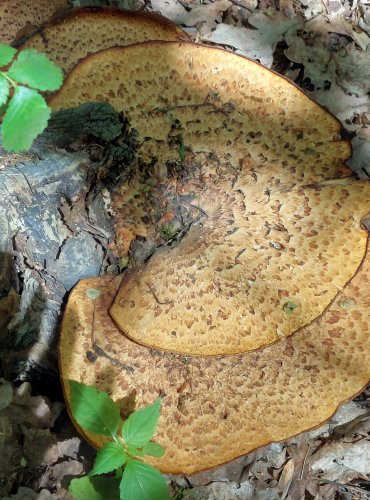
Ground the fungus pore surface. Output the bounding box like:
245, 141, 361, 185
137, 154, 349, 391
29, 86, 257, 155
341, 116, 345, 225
54, 42, 370, 473
0, 0, 68, 43
52, 42, 370, 355
18, 8, 189, 74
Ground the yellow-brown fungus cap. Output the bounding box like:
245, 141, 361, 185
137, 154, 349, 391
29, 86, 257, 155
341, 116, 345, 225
51, 42, 369, 355
18, 8, 189, 74
0, 0, 68, 43
54, 42, 370, 473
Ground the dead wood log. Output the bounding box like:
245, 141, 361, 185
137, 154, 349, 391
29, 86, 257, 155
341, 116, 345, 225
0, 102, 137, 385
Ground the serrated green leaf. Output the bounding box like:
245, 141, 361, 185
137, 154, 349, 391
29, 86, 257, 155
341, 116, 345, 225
120, 459, 169, 500
8, 48, 63, 91
122, 398, 161, 447
142, 442, 165, 458
1, 86, 50, 152
69, 476, 121, 500
69, 380, 120, 436
0, 74, 10, 107
89, 442, 127, 476
0, 44, 16, 67
69, 476, 103, 500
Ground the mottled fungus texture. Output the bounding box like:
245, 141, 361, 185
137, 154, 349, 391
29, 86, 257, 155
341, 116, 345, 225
18, 8, 189, 74
0, 0, 68, 43
55, 42, 370, 473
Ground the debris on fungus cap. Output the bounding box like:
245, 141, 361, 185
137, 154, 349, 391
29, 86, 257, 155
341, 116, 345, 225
54, 42, 370, 473
51, 42, 370, 355
0, 0, 68, 43
18, 8, 189, 74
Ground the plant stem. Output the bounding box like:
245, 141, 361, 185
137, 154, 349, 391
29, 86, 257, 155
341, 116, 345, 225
0, 70, 17, 88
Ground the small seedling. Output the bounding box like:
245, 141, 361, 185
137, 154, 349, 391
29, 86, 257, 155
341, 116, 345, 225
68, 380, 169, 500
283, 301, 299, 315
0, 44, 63, 152
176, 134, 185, 161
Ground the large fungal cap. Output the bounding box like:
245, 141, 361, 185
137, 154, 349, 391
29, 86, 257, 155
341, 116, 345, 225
51, 42, 370, 355
0, 0, 68, 43
18, 8, 189, 74
60, 251, 370, 474
55, 42, 370, 473
109, 160, 369, 355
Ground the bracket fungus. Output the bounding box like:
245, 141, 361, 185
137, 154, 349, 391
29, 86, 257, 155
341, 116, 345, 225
18, 7, 189, 74
54, 42, 370, 474
0, 0, 68, 43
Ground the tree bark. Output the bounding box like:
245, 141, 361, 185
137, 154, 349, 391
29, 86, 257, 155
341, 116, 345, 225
0, 103, 137, 384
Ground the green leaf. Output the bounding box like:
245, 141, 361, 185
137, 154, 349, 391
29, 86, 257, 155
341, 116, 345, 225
0, 44, 16, 67
122, 398, 161, 447
69, 476, 121, 500
69, 380, 121, 436
0, 74, 10, 107
120, 459, 169, 500
8, 48, 63, 91
125, 444, 145, 457
69, 476, 103, 500
86, 288, 102, 300
89, 442, 127, 476
177, 134, 185, 161
142, 442, 165, 458
1, 86, 50, 152
283, 301, 299, 315
91, 476, 121, 499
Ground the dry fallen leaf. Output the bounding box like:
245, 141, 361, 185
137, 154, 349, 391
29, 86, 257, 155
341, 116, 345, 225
8, 382, 53, 428
57, 437, 82, 460
285, 28, 370, 95
151, 0, 187, 24
23, 428, 59, 467
203, 12, 302, 67
334, 47, 370, 95
310, 83, 369, 127
39, 458, 83, 491
264, 443, 287, 469
298, 0, 325, 19
177, 0, 232, 26
183, 480, 255, 500
332, 410, 370, 438
278, 459, 295, 498
310, 440, 370, 482
347, 136, 370, 178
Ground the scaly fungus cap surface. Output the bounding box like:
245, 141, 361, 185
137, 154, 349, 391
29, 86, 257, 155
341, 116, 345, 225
0, 0, 68, 43
18, 8, 189, 74
51, 42, 370, 355
54, 42, 370, 473
60, 258, 370, 474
